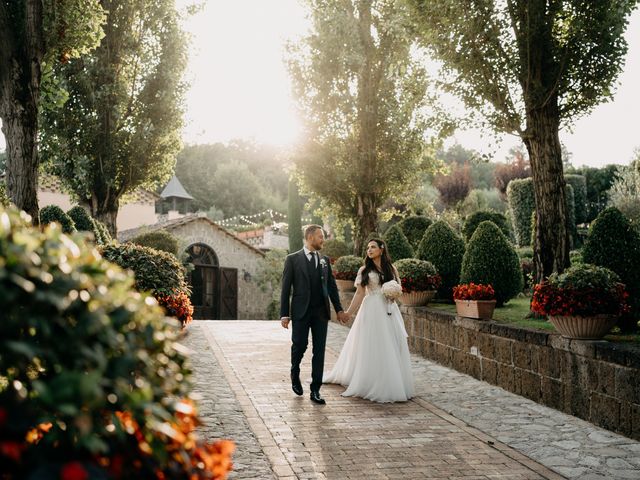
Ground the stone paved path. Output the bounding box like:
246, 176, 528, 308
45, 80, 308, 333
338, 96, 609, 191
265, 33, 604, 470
184, 321, 640, 479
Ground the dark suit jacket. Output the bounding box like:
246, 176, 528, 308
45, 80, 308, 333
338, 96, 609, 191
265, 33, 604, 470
280, 249, 344, 321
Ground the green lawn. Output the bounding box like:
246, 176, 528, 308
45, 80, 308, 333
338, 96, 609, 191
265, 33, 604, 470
428, 296, 640, 342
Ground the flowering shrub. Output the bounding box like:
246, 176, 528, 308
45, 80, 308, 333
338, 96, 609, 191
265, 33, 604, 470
333, 255, 363, 281
531, 263, 629, 317
394, 258, 442, 293
453, 283, 495, 301
156, 291, 194, 328
0, 206, 233, 479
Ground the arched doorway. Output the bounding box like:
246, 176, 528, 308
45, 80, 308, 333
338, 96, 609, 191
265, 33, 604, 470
185, 243, 237, 320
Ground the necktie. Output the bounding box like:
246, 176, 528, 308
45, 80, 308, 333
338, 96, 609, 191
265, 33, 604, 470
310, 251, 316, 267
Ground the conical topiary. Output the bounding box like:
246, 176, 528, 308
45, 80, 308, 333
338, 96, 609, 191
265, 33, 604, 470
462, 210, 510, 242
383, 224, 414, 261
397, 215, 432, 251
416, 220, 465, 299
583, 207, 640, 332
460, 220, 523, 306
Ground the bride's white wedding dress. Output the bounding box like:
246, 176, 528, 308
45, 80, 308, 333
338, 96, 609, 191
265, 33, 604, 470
323, 267, 414, 402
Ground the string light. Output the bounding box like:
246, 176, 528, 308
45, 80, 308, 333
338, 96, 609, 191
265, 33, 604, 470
217, 208, 312, 229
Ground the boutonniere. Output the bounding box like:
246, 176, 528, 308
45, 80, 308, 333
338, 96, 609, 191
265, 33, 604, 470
320, 258, 327, 268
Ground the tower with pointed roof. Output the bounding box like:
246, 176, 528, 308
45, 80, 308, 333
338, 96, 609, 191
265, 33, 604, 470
156, 175, 195, 217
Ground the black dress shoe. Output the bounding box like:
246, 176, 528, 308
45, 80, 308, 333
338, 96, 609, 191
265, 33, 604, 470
291, 373, 303, 396
310, 390, 326, 405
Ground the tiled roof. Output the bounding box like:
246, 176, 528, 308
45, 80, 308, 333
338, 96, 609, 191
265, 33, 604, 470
160, 175, 194, 200
118, 213, 265, 257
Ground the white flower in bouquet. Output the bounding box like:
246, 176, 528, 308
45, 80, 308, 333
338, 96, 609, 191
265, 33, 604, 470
382, 280, 403, 301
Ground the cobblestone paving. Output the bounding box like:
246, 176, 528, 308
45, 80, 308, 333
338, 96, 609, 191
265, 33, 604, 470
182, 324, 276, 479
325, 322, 640, 480
195, 320, 568, 479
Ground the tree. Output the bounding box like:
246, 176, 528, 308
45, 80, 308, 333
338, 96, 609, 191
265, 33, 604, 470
434, 163, 472, 209
568, 164, 620, 221
494, 147, 531, 198
408, 0, 637, 282
0, 1, 105, 219
288, 178, 303, 252
287, 0, 437, 255
40, 0, 187, 235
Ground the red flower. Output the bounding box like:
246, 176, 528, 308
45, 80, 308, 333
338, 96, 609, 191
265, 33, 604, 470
60, 462, 88, 480
453, 283, 495, 300
0, 407, 6, 427
0, 441, 24, 462
156, 291, 194, 327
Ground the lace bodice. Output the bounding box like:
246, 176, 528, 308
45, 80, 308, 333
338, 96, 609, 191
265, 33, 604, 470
354, 267, 399, 295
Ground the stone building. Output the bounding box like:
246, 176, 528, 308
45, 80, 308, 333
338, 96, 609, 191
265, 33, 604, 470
119, 214, 270, 320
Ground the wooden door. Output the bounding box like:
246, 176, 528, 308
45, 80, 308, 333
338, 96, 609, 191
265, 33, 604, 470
190, 265, 218, 319
219, 267, 238, 320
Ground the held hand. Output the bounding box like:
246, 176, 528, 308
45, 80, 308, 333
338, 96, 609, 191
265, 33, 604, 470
280, 317, 290, 329
337, 311, 350, 324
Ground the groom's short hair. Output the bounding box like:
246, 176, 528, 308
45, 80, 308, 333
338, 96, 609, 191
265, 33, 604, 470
303, 224, 323, 239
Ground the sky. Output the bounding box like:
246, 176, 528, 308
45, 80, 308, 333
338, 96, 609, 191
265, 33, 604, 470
1, 1, 638, 167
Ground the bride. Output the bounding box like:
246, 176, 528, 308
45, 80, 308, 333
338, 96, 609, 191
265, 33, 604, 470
324, 238, 414, 402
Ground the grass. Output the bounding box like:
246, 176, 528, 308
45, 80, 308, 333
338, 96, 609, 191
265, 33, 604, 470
428, 296, 639, 341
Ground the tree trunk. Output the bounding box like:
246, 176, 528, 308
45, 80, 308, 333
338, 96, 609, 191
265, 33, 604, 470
524, 100, 570, 283
89, 192, 119, 238
0, 0, 44, 222
353, 193, 378, 255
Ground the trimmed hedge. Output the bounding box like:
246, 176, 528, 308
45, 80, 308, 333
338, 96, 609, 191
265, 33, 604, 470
39, 204, 76, 234
322, 238, 352, 261
460, 220, 523, 306
0, 182, 8, 206
0, 205, 231, 479
397, 215, 432, 250
67, 205, 94, 232
507, 178, 535, 246
131, 229, 180, 256
416, 220, 465, 300
100, 243, 189, 297
565, 174, 588, 224
582, 207, 640, 332
462, 210, 510, 242
382, 224, 414, 261
93, 218, 112, 244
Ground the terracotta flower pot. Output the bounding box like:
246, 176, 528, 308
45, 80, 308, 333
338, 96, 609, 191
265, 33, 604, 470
548, 314, 617, 340
455, 299, 496, 320
398, 290, 436, 307
335, 279, 356, 292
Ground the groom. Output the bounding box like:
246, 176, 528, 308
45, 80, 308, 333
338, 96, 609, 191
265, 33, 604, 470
280, 225, 349, 405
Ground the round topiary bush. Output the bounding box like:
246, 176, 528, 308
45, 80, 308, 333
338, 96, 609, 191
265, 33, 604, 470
321, 238, 352, 261
382, 224, 414, 261
462, 210, 511, 242
460, 220, 523, 306
397, 215, 432, 250
416, 220, 466, 300
582, 207, 640, 332
67, 205, 94, 232
39, 204, 76, 234
0, 205, 233, 479
394, 258, 441, 292
130, 229, 180, 256
333, 255, 364, 281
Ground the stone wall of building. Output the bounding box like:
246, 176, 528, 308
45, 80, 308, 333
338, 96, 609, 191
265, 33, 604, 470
169, 219, 271, 319
334, 291, 640, 441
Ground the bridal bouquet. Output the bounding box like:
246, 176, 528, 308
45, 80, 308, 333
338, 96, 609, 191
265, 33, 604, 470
382, 280, 403, 316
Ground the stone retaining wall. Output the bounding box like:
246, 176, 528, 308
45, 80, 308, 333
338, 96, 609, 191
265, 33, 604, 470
334, 290, 640, 441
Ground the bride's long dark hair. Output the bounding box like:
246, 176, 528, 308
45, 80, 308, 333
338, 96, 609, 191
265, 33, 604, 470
360, 238, 396, 287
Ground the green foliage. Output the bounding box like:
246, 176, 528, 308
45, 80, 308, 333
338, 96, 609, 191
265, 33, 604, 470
66, 205, 93, 231
568, 164, 620, 222
565, 174, 588, 224
288, 178, 303, 252
608, 163, 640, 229
0, 181, 9, 207
462, 210, 510, 242
546, 263, 622, 291
287, 0, 438, 252
39, 204, 76, 234
130, 230, 180, 256
570, 249, 584, 266
100, 243, 189, 297
322, 239, 351, 261
256, 249, 288, 320
93, 218, 112, 245
397, 215, 432, 251
507, 178, 535, 247
460, 188, 507, 217
460, 221, 523, 306
40, 0, 188, 228
394, 258, 441, 292
334, 255, 364, 275
0, 205, 210, 478
416, 220, 465, 299
583, 207, 640, 331
382, 225, 414, 261
516, 247, 534, 259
